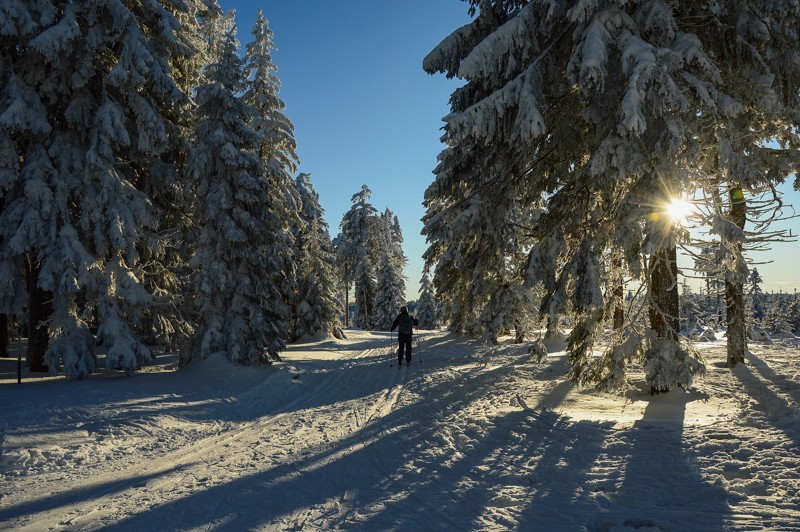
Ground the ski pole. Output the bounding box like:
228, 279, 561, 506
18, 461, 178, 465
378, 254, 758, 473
390, 330, 394, 367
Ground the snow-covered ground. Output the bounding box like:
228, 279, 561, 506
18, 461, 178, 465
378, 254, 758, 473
1, 329, 799, 531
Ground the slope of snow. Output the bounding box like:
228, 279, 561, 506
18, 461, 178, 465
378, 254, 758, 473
1, 330, 799, 530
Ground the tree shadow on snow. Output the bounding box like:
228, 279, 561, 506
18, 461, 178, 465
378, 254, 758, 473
108, 356, 639, 531
745, 351, 800, 419
584, 394, 730, 531
109, 363, 541, 531
731, 353, 800, 448
361, 379, 617, 530
0, 464, 195, 523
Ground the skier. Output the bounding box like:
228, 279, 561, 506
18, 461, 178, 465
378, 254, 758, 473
390, 306, 418, 366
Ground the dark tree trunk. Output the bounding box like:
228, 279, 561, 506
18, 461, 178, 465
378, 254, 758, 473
0, 199, 5, 358
613, 284, 625, 330
725, 186, 747, 367
26, 260, 53, 372
648, 245, 680, 341
612, 255, 624, 330
0, 314, 8, 358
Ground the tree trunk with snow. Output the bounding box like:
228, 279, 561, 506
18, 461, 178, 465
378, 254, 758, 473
26, 261, 52, 372
613, 285, 625, 330
514, 321, 525, 344
725, 187, 747, 367
612, 256, 624, 330
648, 246, 680, 341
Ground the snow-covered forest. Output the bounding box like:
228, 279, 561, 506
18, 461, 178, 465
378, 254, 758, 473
2, 1, 800, 529
3, 0, 797, 382
0, 2, 411, 379
422, 0, 800, 393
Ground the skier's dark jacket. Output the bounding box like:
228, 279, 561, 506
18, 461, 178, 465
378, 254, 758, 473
391, 309, 418, 335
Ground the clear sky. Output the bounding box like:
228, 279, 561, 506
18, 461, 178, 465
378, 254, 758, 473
221, 1, 472, 300
222, 1, 799, 299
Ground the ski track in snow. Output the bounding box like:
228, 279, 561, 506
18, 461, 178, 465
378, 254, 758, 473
1, 330, 799, 531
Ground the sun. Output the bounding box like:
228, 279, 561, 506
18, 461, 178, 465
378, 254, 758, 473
665, 197, 693, 224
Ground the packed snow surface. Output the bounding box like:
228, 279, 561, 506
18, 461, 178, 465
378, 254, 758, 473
2, 329, 799, 530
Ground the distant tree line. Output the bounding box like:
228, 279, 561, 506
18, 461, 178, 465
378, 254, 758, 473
333, 185, 441, 333
680, 271, 800, 336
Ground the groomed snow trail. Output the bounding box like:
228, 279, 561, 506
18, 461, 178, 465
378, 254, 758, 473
1, 330, 799, 530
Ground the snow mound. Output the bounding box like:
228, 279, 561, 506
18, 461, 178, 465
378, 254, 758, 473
749, 326, 771, 343
688, 326, 717, 342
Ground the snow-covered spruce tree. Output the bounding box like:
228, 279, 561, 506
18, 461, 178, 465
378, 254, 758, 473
679, 282, 700, 334
332, 233, 351, 326
747, 268, 765, 323
197, 3, 235, 79
243, 9, 302, 328
339, 186, 378, 330
422, 142, 542, 340
421, 3, 554, 343
1, 1, 193, 377
787, 294, 800, 335
353, 259, 377, 330
372, 251, 398, 330
416, 272, 438, 330
422, 3, 513, 337
292, 173, 344, 340
132, 0, 215, 355
1, 2, 68, 373
244, 10, 299, 184
424, 1, 595, 346
372, 209, 407, 330
763, 298, 792, 335
131, 78, 196, 354
164, 0, 216, 93
425, 1, 787, 391
186, 24, 286, 364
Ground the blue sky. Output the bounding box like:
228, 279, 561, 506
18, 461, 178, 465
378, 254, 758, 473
221, 1, 472, 300
222, 1, 799, 298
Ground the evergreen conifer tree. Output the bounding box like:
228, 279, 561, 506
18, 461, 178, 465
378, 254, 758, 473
424, 0, 799, 391
186, 23, 287, 364
332, 233, 351, 327
292, 173, 344, 340
786, 294, 800, 335
1, 1, 192, 377
747, 268, 765, 322
339, 186, 378, 330
198, 3, 234, 77
373, 209, 407, 330
144, 0, 219, 354
762, 297, 791, 335
243, 9, 302, 327
416, 272, 438, 330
